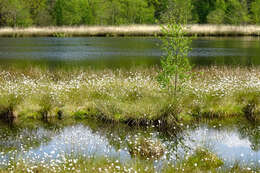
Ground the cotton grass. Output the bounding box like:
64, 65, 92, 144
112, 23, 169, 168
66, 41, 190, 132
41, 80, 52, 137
0, 66, 259, 124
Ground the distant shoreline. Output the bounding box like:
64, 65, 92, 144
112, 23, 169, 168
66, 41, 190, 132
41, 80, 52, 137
0, 25, 260, 37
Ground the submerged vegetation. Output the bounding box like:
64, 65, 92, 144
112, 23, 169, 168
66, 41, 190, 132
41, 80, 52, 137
0, 66, 259, 126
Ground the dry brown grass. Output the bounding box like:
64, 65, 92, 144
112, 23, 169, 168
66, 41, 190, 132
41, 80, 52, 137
0, 25, 260, 37
0, 25, 160, 37
188, 24, 260, 36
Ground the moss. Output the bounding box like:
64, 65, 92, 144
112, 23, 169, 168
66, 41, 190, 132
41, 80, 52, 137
114, 113, 123, 121
25, 112, 41, 120
72, 105, 102, 120
73, 110, 88, 120
179, 113, 193, 123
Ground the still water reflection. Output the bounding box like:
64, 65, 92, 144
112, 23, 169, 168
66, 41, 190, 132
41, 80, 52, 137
0, 37, 260, 68
0, 120, 259, 168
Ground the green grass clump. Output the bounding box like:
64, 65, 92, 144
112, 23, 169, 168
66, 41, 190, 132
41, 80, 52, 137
38, 94, 54, 120
185, 148, 224, 170
73, 110, 89, 120
163, 148, 224, 173
234, 90, 260, 122
0, 155, 156, 173
0, 94, 21, 120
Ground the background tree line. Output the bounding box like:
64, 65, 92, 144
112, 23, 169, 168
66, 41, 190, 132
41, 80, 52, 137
0, 0, 260, 27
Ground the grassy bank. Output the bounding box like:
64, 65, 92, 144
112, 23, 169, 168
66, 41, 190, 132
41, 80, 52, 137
0, 25, 260, 37
0, 152, 258, 173
0, 66, 259, 126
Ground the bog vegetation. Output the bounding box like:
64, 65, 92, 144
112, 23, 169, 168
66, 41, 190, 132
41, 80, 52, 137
0, 66, 259, 125
1, 0, 260, 27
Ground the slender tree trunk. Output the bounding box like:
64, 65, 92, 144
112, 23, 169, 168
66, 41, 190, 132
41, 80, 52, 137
174, 70, 178, 96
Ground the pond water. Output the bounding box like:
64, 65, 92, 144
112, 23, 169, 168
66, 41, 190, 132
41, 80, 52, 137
0, 37, 260, 68
0, 120, 259, 169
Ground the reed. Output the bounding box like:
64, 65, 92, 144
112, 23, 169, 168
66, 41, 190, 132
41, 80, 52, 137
188, 24, 260, 36
0, 25, 260, 37
0, 25, 161, 37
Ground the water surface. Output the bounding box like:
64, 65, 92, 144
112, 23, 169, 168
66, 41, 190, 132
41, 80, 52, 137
0, 120, 259, 169
0, 37, 260, 68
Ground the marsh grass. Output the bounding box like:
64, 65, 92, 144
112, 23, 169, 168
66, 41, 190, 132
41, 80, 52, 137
184, 148, 224, 170
236, 90, 260, 122
163, 148, 259, 173
0, 25, 260, 37
127, 135, 165, 160
0, 154, 258, 173
0, 94, 21, 121
0, 66, 260, 126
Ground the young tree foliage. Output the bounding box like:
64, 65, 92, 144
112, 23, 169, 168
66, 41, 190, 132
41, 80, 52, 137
158, 0, 192, 96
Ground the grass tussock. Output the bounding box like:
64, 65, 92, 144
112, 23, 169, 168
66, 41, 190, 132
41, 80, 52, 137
0, 94, 21, 120
0, 66, 260, 125
127, 135, 165, 160
184, 148, 224, 170
0, 25, 260, 37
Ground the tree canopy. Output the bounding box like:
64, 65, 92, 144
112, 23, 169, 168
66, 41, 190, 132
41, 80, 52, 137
0, 0, 260, 27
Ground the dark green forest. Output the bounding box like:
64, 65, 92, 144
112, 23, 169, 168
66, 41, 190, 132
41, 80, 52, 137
0, 0, 260, 27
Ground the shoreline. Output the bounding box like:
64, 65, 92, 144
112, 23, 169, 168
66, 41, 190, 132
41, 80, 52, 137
0, 25, 260, 37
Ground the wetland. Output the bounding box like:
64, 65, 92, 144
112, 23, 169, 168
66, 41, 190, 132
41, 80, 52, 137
0, 37, 259, 172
